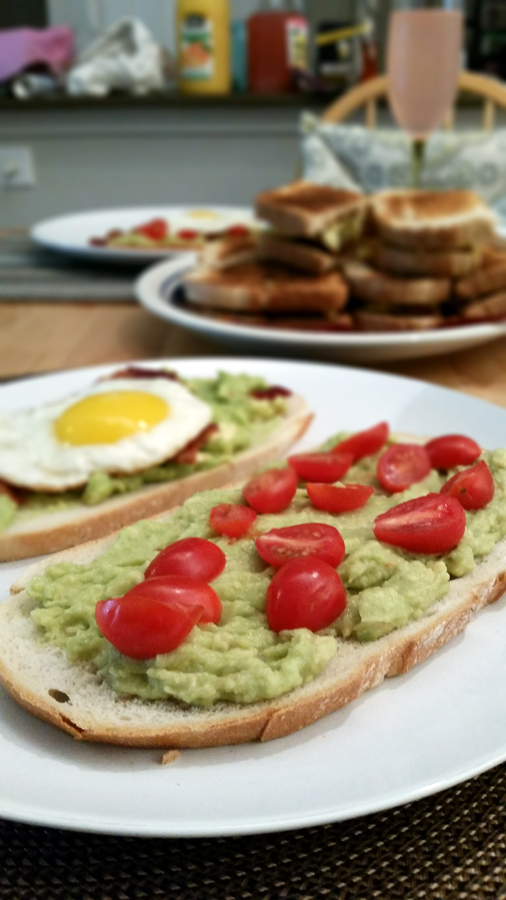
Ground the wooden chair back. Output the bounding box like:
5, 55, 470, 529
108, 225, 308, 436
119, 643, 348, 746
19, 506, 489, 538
320, 72, 506, 132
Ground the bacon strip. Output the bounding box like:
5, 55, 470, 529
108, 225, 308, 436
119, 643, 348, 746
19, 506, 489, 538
171, 424, 219, 465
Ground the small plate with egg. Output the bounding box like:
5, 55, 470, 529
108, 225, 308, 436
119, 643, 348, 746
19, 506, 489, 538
31, 206, 261, 266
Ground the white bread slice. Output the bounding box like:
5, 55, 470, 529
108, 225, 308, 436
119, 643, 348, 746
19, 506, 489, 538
255, 181, 367, 239
460, 291, 506, 320
0, 393, 311, 562
372, 189, 497, 250
0, 529, 505, 748
256, 233, 337, 275
343, 260, 451, 306
371, 242, 481, 278
455, 264, 506, 301
184, 262, 349, 313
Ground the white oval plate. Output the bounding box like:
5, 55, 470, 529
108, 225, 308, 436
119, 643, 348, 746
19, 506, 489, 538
0, 357, 505, 838
135, 257, 506, 363
31, 206, 259, 266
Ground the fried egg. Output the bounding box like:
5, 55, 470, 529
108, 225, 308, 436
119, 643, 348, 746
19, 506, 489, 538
0, 378, 212, 491
170, 209, 256, 236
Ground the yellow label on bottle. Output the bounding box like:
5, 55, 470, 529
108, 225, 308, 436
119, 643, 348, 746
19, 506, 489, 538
286, 17, 308, 70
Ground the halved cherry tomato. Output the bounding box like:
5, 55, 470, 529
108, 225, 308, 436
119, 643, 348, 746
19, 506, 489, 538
177, 229, 199, 240
96, 594, 202, 659
266, 557, 347, 633
226, 225, 250, 237
95, 575, 221, 659
135, 218, 168, 241
109, 576, 222, 623
145, 537, 226, 582
255, 523, 345, 568
288, 451, 353, 483
243, 466, 298, 514
209, 503, 257, 538
373, 493, 466, 555
332, 421, 389, 461
307, 482, 374, 513
425, 434, 481, 469
377, 443, 431, 493
440, 459, 494, 510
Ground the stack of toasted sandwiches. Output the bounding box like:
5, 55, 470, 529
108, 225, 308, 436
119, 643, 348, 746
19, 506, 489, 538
343, 189, 500, 330
182, 182, 505, 333
183, 181, 370, 330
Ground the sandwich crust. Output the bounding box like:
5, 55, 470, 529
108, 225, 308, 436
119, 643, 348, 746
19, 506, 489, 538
255, 181, 366, 238
257, 233, 337, 275
455, 264, 506, 301
184, 262, 349, 313
343, 261, 451, 306
372, 189, 497, 250
371, 242, 482, 278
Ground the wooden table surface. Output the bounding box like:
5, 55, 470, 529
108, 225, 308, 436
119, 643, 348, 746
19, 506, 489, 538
1, 300, 506, 408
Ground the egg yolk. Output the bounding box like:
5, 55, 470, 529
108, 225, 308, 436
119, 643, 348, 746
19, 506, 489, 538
54, 391, 169, 445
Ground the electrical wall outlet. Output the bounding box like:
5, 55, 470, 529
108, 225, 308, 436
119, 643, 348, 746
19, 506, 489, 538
0, 146, 36, 188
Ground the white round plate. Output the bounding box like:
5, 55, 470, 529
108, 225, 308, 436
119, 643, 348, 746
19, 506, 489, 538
135, 257, 506, 363
31, 206, 259, 266
0, 357, 505, 838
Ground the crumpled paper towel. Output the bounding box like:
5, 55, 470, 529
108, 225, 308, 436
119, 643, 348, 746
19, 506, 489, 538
66, 18, 166, 96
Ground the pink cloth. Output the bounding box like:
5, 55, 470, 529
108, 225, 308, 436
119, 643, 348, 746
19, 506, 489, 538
0, 26, 74, 82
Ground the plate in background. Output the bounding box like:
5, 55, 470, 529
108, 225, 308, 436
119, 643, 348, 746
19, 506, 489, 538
0, 357, 505, 837
135, 257, 506, 363
31, 206, 259, 266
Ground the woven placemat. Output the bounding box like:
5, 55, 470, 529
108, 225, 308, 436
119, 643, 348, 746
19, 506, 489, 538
0, 232, 140, 302
1, 762, 505, 900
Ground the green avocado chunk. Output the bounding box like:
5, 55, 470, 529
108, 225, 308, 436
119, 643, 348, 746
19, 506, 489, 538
26, 447, 506, 707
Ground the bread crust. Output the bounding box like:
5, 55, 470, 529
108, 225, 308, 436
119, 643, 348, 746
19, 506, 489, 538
184, 263, 349, 313
343, 261, 450, 306
371, 242, 481, 278
255, 181, 366, 238
372, 189, 497, 250
0, 533, 505, 748
256, 233, 337, 275
0, 394, 311, 561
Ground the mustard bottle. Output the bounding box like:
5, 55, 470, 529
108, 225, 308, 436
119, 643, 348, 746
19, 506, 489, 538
176, 0, 231, 94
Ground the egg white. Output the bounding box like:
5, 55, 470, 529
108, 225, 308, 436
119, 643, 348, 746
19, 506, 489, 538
0, 378, 212, 492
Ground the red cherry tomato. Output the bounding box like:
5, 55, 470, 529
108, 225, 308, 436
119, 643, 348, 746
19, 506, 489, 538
425, 434, 481, 469
243, 467, 298, 514
250, 385, 291, 400
440, 460, 495, 510
332, 421, 389, 461
135, 218, 168, 241
377, 443, 431, 493
306, 482, 374, 513
226, 225, 250, 236
209, 503, 257, 538
287, 451, 353, 483
145, 537, 226, 582
95, 575, 221, 659
112, 576, 222, 623
266, 557, 347, 633
177, 228, 199, 240
373, 493, 466, 555
255, 523, 345, 568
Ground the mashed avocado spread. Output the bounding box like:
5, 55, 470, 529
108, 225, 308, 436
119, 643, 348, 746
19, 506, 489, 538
25, 442, 506, 707
0, 372, 287, 532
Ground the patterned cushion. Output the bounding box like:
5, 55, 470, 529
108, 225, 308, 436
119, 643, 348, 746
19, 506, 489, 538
300, 112, 506, 211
